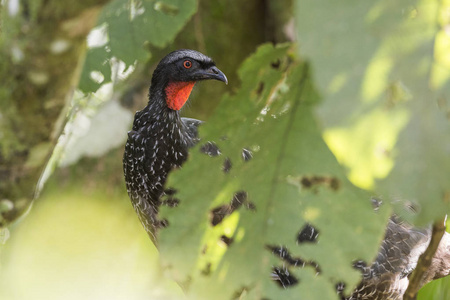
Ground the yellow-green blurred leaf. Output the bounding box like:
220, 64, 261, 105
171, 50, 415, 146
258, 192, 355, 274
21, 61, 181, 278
296, 0, 450, 224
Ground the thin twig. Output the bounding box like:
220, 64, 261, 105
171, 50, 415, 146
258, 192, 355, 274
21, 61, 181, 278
403, 218, 447, 300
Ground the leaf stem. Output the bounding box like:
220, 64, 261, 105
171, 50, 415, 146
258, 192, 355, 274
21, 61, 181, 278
403, 217, 447, 300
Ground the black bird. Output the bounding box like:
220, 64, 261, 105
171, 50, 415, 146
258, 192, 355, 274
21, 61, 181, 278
123, 49, 227, 242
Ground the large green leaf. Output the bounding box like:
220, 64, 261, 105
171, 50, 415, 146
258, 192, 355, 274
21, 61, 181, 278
296, 0, 450, 224
79, 0, 197, 93
159, 44, 390, 300
79, 47, 112, 93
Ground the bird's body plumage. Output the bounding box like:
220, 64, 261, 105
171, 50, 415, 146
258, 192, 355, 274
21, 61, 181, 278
348, 218, 432, 299
123, 49, 227, 242
123, 107, 201, 240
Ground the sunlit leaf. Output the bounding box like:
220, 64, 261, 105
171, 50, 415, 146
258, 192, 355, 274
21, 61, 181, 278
296, 0, 450, 224
159, 44, 390, 300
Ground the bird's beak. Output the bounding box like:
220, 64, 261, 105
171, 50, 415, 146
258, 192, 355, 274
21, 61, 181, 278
198, 66, 228, 85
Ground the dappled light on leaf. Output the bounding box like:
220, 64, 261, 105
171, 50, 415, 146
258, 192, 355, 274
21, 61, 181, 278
159, 44, 389, 300
322, 109, 409, 190
296, 0, 450, 223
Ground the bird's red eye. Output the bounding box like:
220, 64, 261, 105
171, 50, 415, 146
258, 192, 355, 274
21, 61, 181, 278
183, 60, 192, 69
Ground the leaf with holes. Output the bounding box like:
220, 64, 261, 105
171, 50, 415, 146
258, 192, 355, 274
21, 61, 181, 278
79, 47, 111, 93
79, 0, 197, 93
296, 0, 450, 224
159, 44, 390, 300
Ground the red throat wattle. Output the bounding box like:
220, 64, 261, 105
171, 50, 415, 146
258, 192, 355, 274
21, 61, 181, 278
165, 81, 196, 110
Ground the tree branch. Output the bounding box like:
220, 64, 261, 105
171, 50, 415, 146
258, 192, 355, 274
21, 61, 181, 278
0, 0, 110, 228
403, 217, 447, 300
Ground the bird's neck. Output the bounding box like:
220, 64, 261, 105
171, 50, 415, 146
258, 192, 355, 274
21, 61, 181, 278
136, 91, 188, 144
144, 95, 180, 125
164, 81, 196, 110
139, 80, 197, 145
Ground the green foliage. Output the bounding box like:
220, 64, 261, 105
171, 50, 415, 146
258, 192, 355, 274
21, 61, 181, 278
0, 177, 184, 300
0, 0, 110, 228
296, 0, 450, 224
79, 0, 197, 92
159, 44, 390, 299
418, 276, 450, 299
2, 0, 447, 298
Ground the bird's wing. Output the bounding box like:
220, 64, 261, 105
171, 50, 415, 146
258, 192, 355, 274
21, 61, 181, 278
374, 218, 430, 276
350, 218, 431, 299
181, 117, 203, 146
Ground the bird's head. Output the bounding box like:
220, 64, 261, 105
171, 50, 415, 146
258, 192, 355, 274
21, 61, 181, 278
150, 49, 228, 111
